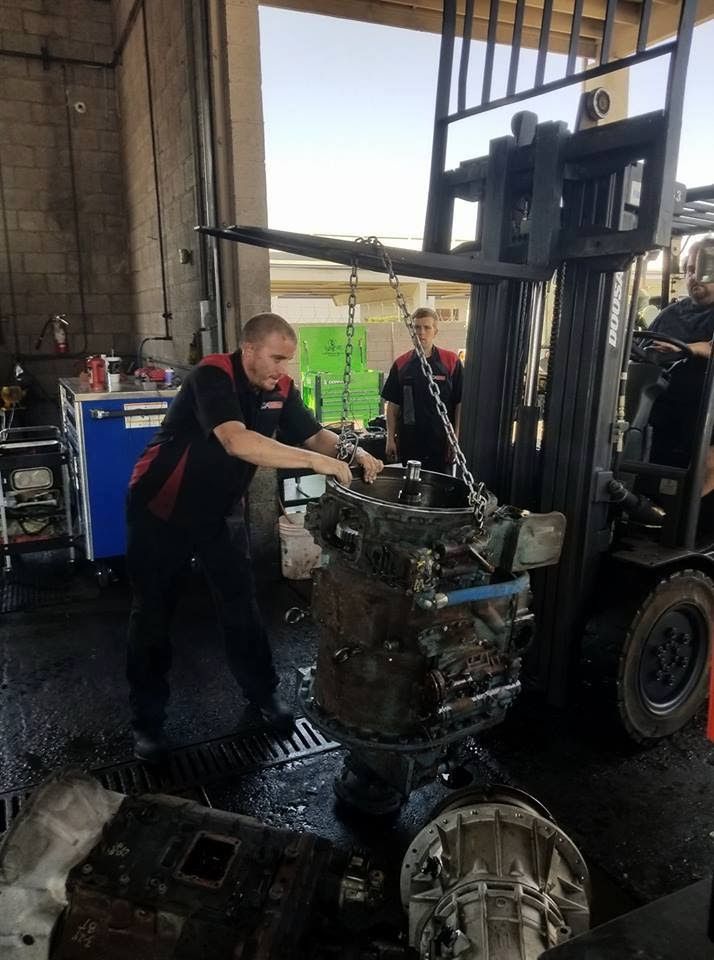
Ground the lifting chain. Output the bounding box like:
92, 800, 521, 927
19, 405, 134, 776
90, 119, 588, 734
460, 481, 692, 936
337, 253, 360, 462
339, 235, 489, 530
542, 262, 565, 431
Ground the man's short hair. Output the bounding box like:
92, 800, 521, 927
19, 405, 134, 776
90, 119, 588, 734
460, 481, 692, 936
241, 313, 297, 344
412, 306, 439, 327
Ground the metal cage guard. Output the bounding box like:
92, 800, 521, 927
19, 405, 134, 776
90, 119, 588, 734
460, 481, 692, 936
424, 0, 698, 264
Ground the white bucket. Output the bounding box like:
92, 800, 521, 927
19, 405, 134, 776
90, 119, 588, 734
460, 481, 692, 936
278, 513, 322, 580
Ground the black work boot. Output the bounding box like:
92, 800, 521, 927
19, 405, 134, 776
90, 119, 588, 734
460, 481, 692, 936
252, 693, 295, 732
132, 728, 170, 764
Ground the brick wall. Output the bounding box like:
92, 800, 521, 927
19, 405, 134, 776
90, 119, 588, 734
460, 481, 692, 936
219, 0, 271, 347
271, 296, 355, 323
0, 0, 131, 415
110, 0, 271, 368
366, 320, 468, 376
112, 0, 202, 371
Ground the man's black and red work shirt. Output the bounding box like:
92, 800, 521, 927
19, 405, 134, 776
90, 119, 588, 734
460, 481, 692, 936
128, 352, 321, 534
381, 346, 463, 469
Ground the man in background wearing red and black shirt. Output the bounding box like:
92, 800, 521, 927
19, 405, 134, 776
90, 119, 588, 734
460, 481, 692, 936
127, 312, 383, 762
381, 307, 463, 474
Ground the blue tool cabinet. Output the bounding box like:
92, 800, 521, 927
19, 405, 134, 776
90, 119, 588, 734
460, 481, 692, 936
59, 379, 177, 571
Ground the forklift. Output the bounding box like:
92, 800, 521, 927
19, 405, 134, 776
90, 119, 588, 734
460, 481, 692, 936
199, 0, 713, 744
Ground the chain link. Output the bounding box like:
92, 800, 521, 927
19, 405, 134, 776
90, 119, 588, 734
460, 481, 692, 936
542, 262, 565, 433
337, 252, 360, 461
341, 236, 489, 529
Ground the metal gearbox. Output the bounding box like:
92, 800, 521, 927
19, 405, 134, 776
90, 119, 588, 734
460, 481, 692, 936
0, 773, 381, 960
301, 465, 565, 811
400, 787, 590, 960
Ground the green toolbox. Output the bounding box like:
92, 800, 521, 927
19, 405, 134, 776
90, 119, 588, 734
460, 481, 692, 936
298, 324, 368, 375
298, 325, 382, 426
302, 370, 383, 427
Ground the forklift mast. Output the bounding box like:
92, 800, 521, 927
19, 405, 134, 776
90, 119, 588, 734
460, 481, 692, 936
422, 0, 699, 703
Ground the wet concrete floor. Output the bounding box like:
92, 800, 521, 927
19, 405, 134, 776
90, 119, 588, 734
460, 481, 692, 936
1, 558, 713, 925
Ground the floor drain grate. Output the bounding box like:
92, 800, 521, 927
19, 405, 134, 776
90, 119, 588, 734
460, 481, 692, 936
1, 580, 65, 614
0, 576, 98, 615
0, 717, 339, 835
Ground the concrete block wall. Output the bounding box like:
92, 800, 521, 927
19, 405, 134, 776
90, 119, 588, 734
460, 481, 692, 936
112, 0, 202, 370
271, 296, 352, 323
223, 0, 271, 340
366, 320, 468, 376
0, 0, 132, 412
108, 0, 270, 366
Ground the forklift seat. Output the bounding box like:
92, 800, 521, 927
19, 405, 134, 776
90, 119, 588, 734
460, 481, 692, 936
620, 360, 670, 465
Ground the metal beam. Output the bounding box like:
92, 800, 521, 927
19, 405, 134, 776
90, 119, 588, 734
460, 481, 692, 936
262, 0, 645, 31
195, 224, 553, 282
686, 184, 714, 202
259, 0, 624, 53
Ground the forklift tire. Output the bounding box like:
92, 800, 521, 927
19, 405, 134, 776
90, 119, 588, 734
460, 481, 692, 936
612, 569, 713, 743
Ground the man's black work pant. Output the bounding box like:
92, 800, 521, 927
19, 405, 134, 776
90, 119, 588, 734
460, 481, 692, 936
126, 506, 278, 733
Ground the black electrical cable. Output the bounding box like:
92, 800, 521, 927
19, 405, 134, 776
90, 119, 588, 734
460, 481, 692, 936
112, 0, 144, 67
61, 63, 90, 357
21, 66, 92, 363
132, 342, 191, 374
0, 46, 111, 70
141, 0, 172, 352
2, 0, 171, 374
0, 141, 21, 358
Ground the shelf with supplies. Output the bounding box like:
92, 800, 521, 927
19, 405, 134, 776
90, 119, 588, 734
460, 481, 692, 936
0, 425, 76, 572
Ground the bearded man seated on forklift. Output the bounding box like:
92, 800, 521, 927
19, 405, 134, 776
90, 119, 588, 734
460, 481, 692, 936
646, 238, 714, 501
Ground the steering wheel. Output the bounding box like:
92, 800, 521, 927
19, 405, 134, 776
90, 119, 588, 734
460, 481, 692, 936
630, 329, 695, 364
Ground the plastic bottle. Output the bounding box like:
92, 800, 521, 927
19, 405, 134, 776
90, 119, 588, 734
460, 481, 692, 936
87, 356, 106, 391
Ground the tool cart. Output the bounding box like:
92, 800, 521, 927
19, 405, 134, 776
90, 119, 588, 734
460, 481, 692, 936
59, 379, 178, 584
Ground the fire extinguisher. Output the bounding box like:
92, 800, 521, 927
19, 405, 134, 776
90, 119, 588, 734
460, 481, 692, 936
34, 313, 70, 353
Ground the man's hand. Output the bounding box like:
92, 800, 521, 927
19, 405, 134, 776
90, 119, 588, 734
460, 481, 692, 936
652, 339, 711, 358
309, 452, 352, 486
354, 448, 384, 483
651, 340, 682, 353
385, 437, 398, 462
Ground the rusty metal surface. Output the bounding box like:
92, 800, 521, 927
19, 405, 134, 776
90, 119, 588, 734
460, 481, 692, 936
54, 793, 342, 959
309, 563, 524, 740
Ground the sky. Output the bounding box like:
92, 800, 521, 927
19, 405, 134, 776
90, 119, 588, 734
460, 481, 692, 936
258, 6, 714, 242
